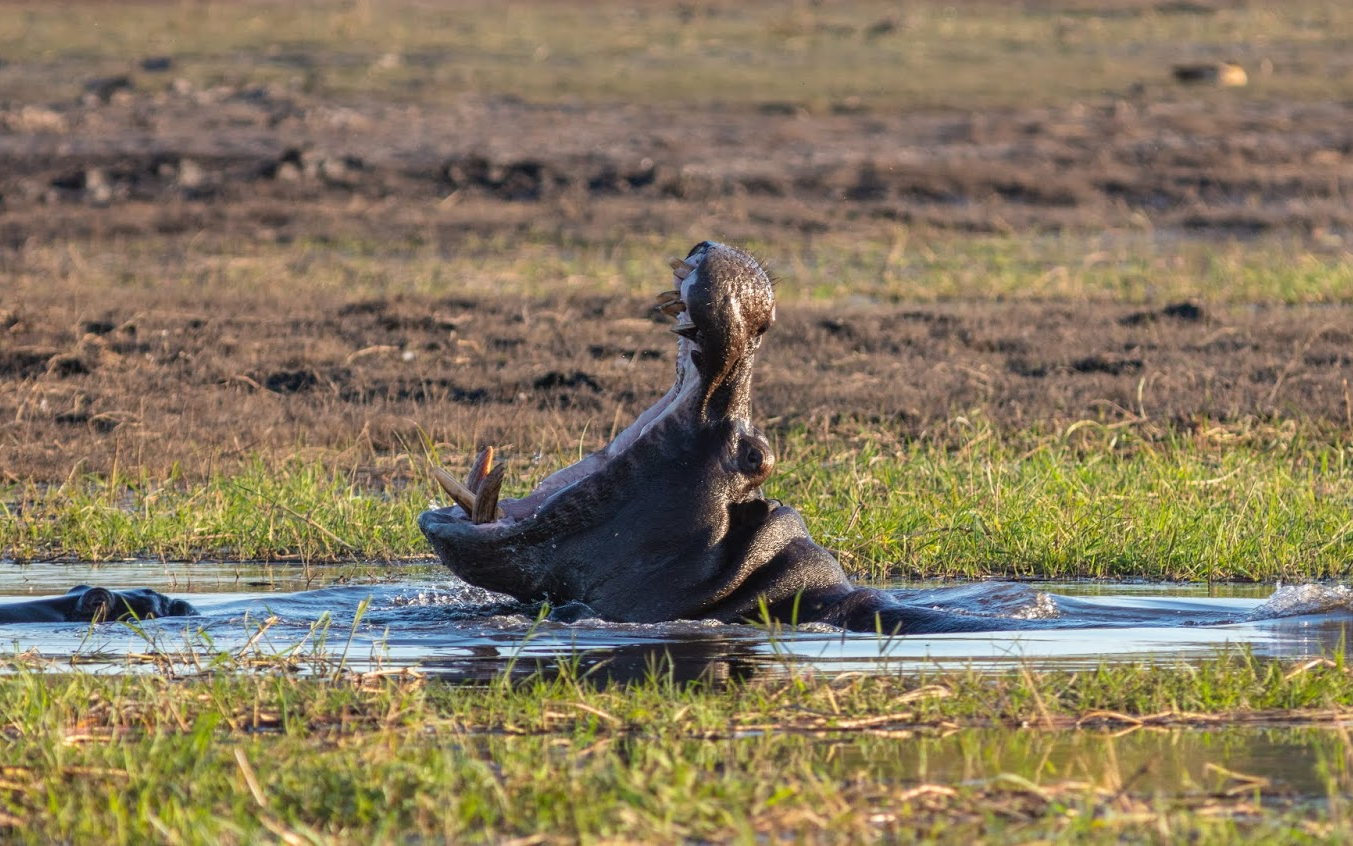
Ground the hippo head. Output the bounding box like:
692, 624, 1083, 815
419, 242, 854, 624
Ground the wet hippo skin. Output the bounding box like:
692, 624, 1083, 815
0, 586, 197, 624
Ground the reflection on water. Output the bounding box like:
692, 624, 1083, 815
794, 725, 1353, 802
1, 561, 1351, 681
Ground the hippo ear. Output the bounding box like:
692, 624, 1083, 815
73, 587, 117, 622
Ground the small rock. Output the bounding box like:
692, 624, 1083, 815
1171, 62, 1247, 87
83, 168, 113, 206
4, 106, 68, 133
274, 161, 303, 182
176, 158, 206, 189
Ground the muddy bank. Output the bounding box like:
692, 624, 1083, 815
1, 85, 1351, 246
3, 49, 1352, 482
4, 286, 1350, 481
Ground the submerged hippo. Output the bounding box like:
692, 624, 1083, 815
420, 241, 986, 633
0, 585, 196, 624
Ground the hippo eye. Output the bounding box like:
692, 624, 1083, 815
737, 435, 773, 479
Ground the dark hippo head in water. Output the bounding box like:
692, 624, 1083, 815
0, 586, 197, 625
420, 242, 958, 632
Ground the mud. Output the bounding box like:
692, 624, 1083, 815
2, 72, 1352, 482
1, 81, 1352, 247
4, 281, 1351, 482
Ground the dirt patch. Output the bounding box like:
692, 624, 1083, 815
4, 281, 1350, 482
0, 83, 1351, 246
2, 51, 1352, 482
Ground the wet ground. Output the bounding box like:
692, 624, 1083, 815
7, 281, 1353, 482
1, 15, 1352, 481
2, 563, 1350, 682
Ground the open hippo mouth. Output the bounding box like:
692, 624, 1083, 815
420, 241, 1040, 634
426, 241, 775, 527
419, 241, 808, 623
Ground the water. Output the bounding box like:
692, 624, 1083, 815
2, 561, 1351, 680
795, 725, 1353, 805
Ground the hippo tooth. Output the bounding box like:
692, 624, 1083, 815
671, 263, 693, 281
671, 323, 699, 339
657, 300, 686, 317
471, 464, 507, 524
431, 466, 477, 514
655, 289, 681, 303
466, 445, 495, 494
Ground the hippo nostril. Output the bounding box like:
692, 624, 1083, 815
744, 448, 762, 472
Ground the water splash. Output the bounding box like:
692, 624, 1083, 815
1245, 583, 1353, 621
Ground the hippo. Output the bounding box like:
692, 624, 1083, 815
420, 241, 988, 633
0, 585, 196, 624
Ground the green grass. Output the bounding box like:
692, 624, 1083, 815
1, 654, 1352, 843
782, 422, 1353, 582
5, 423, 1351, 582
2, 0, 1351, 109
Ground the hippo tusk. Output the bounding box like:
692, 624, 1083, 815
431, 465, 477, 514
466, 445, 495, 494
471, 464, 507, 524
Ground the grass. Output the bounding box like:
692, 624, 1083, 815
9, 229, 1353, 307
1, 0, 1351, 110
1, 652, 1352, 843
4, 422, 1351, 582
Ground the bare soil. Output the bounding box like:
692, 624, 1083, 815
2, 82, 1352, 246
5, 279, 1351, 482
2, 84, 1352, 482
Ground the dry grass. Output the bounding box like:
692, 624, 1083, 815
1, 0, 1351, 109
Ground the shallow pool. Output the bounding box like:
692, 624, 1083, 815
1, 561, 1350, 680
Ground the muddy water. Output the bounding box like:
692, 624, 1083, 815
2, 562, 1351, 681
